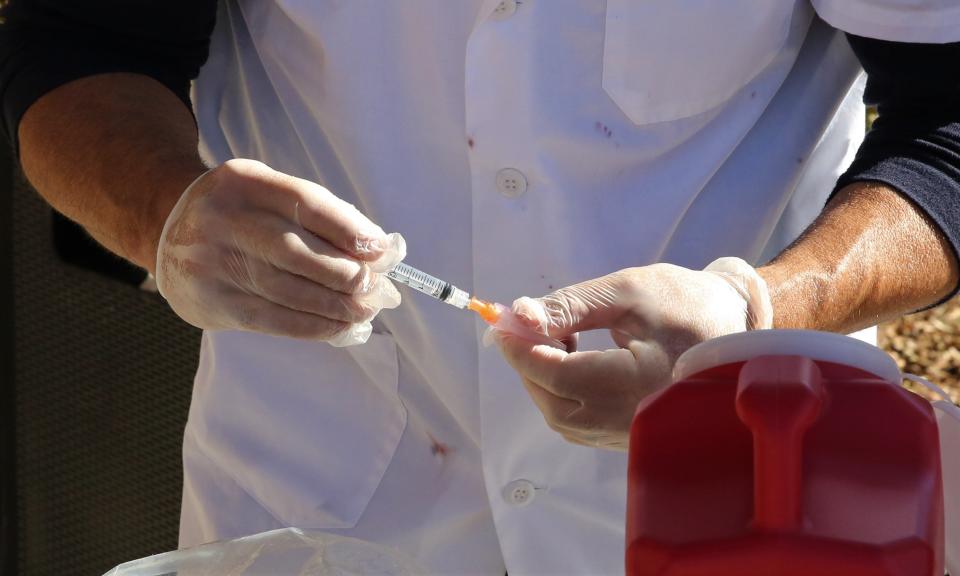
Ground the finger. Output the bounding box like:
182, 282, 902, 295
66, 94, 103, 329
244, 220, 373, 294
226, 160, 388, 261
278, 231, 401, 305
367, 232, 407, 273
287, 176, 387, 261
519, 375, 593, 437
328, 322, 373, 347
226, 293, 351, 340
252, 264, 391, 323
555, 426, 622, 449
511, 273, 642, 338
373, 275, 403, 309
495, 330, 570, 390
497, 330, 638, 398
566, 434, 628, 451
519, 376, 583, 433
562, 434, 602, 448
559, 430, 609, 447
518, 391, 624, 447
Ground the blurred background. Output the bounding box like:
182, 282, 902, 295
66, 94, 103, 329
883, 299, 960, 404
1, 154, 200, 576
1, 114, 958, 575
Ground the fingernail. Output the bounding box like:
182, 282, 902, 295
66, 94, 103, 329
512, 296, 549, 331
355, 237, 383, 255
482, 327, 498, 347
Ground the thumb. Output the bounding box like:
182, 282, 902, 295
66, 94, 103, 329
511, 273, 634, 339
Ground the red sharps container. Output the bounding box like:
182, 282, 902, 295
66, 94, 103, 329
626, 330, 944, 576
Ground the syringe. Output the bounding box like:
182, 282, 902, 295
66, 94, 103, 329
385, 262, 564, 348
386, 262, 471, 309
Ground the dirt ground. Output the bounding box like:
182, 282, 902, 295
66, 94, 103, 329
881, 297, 960, 404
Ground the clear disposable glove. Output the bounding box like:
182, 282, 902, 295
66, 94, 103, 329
156, 159, 405, 346
493, 258, 772, 450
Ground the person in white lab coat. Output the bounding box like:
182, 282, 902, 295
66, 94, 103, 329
3, 1, 960, 574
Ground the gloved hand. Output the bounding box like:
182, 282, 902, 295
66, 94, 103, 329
493, 258, 772, 450
155, 159, 404, 346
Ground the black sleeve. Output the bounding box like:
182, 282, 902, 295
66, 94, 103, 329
0, 0, 218, 154
836, 34, 960, 305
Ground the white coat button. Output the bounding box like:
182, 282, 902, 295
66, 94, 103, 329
496, 168, 527, 198
491, 0, 517, 20
503, 479, 536, 507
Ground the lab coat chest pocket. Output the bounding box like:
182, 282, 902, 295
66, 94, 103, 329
192, 331, 406, 530
603, 0, 799, 125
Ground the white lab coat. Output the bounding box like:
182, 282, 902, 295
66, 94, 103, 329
179, 1, 960, 574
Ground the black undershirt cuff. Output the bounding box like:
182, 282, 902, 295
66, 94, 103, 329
834, 113, 960, 308
0, 40, 194, 154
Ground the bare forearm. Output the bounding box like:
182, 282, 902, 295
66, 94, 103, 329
18, 73, 208, 274
759, 181, 958, 333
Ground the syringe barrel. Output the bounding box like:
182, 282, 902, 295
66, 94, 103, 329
386, 263, 448, 299
386, 263, 470, 308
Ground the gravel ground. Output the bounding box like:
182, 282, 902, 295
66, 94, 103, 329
881, 298, 960, 404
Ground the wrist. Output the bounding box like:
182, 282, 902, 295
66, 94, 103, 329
19, 73, 210, 277
755, 259, 825, 331
704, 257, 774, 330
138, 162, 209, 275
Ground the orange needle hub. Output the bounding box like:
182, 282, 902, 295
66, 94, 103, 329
468, 297, 501, 324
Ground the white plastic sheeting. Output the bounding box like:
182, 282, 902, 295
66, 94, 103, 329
104, 528, 423, 576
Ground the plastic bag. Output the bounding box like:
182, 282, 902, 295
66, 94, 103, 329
905, 374, 960, 576
102, 528, 424, 576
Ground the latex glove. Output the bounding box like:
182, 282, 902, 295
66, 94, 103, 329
493, 258, 772, 450
156, 159, 404, 346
